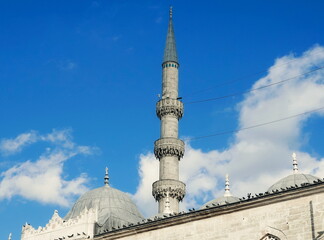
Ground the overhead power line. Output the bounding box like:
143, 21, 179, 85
184, 48, 324, 97
185, 66, 324, 104
188, 106, 324, 141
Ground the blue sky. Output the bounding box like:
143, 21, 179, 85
1, 0, 324, 239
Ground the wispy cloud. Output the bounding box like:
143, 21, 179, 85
133, 45, 324, 217
0, 131, 38, 155
111, 35, 122, 42
59, 59, 77, 71
0, 129, 95, 206
155, 17, 163, 24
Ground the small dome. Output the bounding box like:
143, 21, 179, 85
267, 173, 320, 192
201, 174, 239, 209
65, 168, 143, 232
201, 195, 240, 208
267, 153, 321, 192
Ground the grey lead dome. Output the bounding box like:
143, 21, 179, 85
201, 195, 240, 209
267, 173, 320, 192
64, 185, 144, 233
268, 153, 321, 192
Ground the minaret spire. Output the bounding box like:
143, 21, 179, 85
292, 152, 298, 174
163, 6, 178, 64
153, 7, 185, 214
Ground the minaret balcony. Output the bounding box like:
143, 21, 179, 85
154, 138, 185, 160
152, 179, 186, 202
156, 98, 184, 120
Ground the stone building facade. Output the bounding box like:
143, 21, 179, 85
95, 182, 324, 240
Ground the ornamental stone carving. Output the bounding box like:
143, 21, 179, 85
156, 98, 184, 120
154, 138, 185, 160
152, 179, 186, 201
21, 208, 97, 240
261, 234, 280, 240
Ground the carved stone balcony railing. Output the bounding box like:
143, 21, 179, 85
152, 179, 186, 201
156, 98, 184, 120
154, 138, 185, 160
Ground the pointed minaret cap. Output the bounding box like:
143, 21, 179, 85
163, 6, 179, 64
8, 233, 12, 240
292, 152, 299, 174
104, 167, 110, 186
223, 174, 232, 197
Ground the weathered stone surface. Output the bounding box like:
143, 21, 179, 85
154, 138, 185, 160
162, 64, 179, 99
95, 184, 324, 240
153, 10, 185, 215
156, 98, 184, 120
22, 208, 97, 240
152, 179, 186, 201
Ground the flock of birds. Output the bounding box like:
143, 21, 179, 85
21, 178, 323, 239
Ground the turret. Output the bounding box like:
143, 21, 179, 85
152, 7, 186, 214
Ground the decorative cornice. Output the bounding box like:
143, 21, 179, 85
154, 138, 185, 160
152, 179, 186, 201
21, 208, 97, 240
156, 98, 184, 120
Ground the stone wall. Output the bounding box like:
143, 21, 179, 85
95, 183, 324, 240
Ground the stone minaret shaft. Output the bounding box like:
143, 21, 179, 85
152, 7, 185, 214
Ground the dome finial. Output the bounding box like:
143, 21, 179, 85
292, 152, 298, 174
224, 174, 232, 197
169, 6, 173, 19
104, 167, 109, 186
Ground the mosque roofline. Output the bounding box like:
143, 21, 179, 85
95, 179, 324, 239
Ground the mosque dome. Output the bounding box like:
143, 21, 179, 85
200, 174, 239, 209
267, 153, 321, 192
268, 173, 320, 192
64, 168, 144, 232
201, 195, 240, 208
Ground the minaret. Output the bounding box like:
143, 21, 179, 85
152, 7, 185, 214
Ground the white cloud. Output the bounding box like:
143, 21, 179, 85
133, 46, 324, 217
132, 153, 159, 217
0, 131, 38, 155
0, 129, 94, 206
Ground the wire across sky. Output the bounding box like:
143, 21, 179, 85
185, 66, 324, 104
188, 106, 324, 141
183, 48, 324, 98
